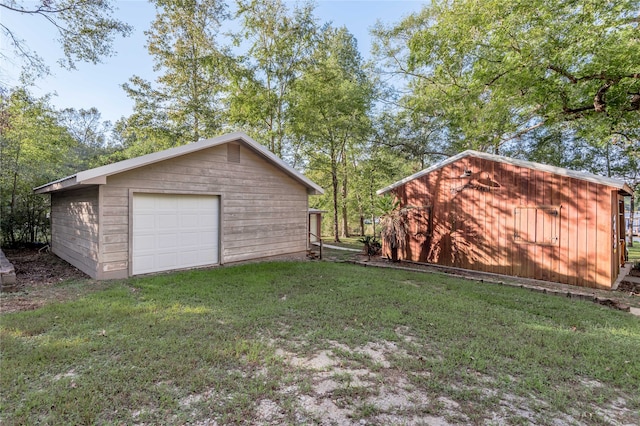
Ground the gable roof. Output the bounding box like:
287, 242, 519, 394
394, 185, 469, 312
377, 150, 633, 196
34, 132, 324, 195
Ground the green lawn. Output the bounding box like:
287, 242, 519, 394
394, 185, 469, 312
628, 243, 640, 262
321, 235, 364, 250
2, 262, 639, 425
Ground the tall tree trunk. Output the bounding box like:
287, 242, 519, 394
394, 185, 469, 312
369, 174, 376, 236
629, 187, 636, 248
332, 167, 340, 243
8, 145, 20, 245
341, 168, 349, 238
355, 191, 365, 236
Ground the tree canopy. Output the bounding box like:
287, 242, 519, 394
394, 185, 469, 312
0, 0, 131, 76
3, 0, 639, 245
375, 0, 640, 154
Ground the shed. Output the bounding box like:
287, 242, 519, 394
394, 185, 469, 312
34, 132, 323, 280
377, 150, 633, 289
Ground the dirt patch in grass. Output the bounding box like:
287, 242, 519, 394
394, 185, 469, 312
618, 280, 640, 295
0, 248, 97, 314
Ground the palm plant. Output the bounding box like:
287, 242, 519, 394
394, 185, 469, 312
379, 200, 410, 262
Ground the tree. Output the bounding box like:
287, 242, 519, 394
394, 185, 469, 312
374, 0, 640, 154
0, 0, 131, 75
373, 108, 450, 170
291, 26, 374, 242
348, 142, 414, 237
59, 107, 115, 168
0, 88, 77, 245
123, 0, 231, 145
229, 0, 318, 158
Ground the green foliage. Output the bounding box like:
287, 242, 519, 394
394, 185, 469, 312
228, 0, 318, 157
291, 26, 375, 241
358, 235, 381, 258
58, 107, 118, 169
122, 0, 231, 146
0, 88, 112, 245
374, 0, 640, 156
0, 0, 131, 75
0, 88, 79, 245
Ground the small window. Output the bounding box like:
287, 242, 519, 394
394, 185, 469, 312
514, 206, 560, 245
227, 143, 240, 163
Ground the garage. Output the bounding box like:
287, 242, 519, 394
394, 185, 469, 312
132, 193, 220, 275
34, 132, 323, 280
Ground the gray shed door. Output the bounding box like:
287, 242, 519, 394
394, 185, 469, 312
132, 193, 220, 275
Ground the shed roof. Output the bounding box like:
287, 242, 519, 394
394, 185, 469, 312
34, 132, 324, 195
377, 150, 633, 196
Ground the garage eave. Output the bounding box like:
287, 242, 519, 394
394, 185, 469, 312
33, 175, 79, 194
33, 132, 324, 196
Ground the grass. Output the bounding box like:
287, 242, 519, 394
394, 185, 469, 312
1, 261, 639, 424
321, 235, 364, 250
628, 243, 640, 262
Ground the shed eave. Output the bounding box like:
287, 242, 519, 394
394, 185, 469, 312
620, 184, 634, 196
377, 150, 632, 195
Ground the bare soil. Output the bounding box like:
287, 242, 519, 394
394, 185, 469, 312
0, 248, 98, 314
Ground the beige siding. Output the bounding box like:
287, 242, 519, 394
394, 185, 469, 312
101, 143, 308, 277
51, 186, 99, 278
98, 185, 129, 278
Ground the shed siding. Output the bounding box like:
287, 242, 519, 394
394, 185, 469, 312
393, 157, 616, 289
99, 144, 307, 277
51, 186, 99, 278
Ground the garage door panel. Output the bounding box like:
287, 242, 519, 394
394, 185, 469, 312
156, 252, 178, 268
134, 255, 156, 272
132, 194, 219, 275
179, 232, 200, 247
134, 234, 156, 251
158, 214, 179, 228
135, 196, 157, 209
133, 216, 156, 231
157, 233, 179, 249
180, 215, 200, 228
199, 231, 217, 241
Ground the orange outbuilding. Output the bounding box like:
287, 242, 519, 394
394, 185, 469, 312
378, 150, 633, 289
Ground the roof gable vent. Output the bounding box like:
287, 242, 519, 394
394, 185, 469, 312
227, 143, 240, 163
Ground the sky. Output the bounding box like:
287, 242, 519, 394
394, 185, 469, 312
2, 0, 428, 125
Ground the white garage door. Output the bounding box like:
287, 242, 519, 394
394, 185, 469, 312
132, 193, 220, 275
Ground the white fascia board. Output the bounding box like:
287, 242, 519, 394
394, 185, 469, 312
33, 175, 78, 194
238, 134, 325, 195
376, 151, 470, 195
377, 150, 632, 196
34, 132, 324, 195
